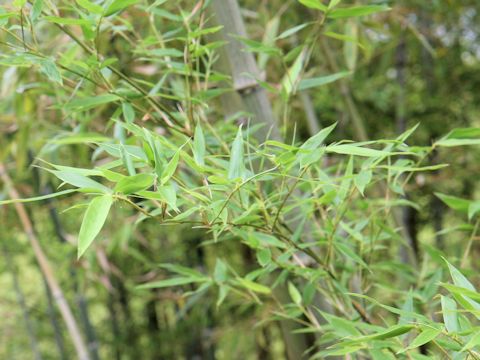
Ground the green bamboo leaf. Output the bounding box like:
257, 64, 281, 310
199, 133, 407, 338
137, 277, 205, 289
354, 169, 372, 196
327, 144, 389, 157
469, 202, 480, 220
298, 71, 351, 90
282, 50, 305, 96
228, 126, 246, 180
39, 59, 63, 85
161, 149, 180, 185
213, 260, 228, 283
335, 325, 414, 346
104, 0, 139, 16
441, 295, 459, 333
114, 173, 154, 194
65, 94, 120, 111
43, 16, 91, 25
31, 0, 44, 21
328, 0, 341, 9
237, 278, 271, 294
288, 282, 302, 305
50, 170, 111, 193
78, 194, 113, 258
328, 5, 390, 19
399, 328, 442, 353
461, 332, 480, 352
256, 248, 271, 267
298, 0, 327, 11
435, 193, 470, 213
344, 20, 358, 70
120, 144, 136, 176
276, 23, 311, 40
436, 128, 480, 147
76, 0, 103, 14
193, 123, 205, 166
122, 102, 135, 124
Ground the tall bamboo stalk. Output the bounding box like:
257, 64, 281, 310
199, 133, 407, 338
0, 163, 91, 360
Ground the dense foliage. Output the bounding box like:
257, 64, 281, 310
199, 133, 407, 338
1, 0, 480, 359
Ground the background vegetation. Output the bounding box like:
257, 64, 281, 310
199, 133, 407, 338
1, 0, 480, 359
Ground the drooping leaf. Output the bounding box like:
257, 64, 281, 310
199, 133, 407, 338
78, 194, 113, 258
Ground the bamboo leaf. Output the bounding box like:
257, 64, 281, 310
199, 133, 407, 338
298, 0, 327, 11
114, 173, 154, 194
122, 102, 135, 124
399, 328, 442, 353
237, 278, 271, 294
161, 149, 180, 185
76, 0, 103, 14
50, 170, 111, 193
461, 332, 480, 352
441, 295, 459, 333
435, 193, 470, 213
43, 16, 91, 25
228, 126, 246, 180
65, 94, 120, 111
298, 71, 351, 90
193, 123, 205, 166
78, 194, 113, 258
328, 5, 390, 19
137, 277, 206, 289
288, 282, 302, 305
104, 0, 139, 16
326, 144, 389, 157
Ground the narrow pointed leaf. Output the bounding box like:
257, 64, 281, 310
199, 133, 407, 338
78, 195, 113, 258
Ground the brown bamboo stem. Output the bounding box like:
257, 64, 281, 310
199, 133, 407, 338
0, 163, 91, 360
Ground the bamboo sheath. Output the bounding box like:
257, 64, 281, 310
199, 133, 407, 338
0, 163, 91, 360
